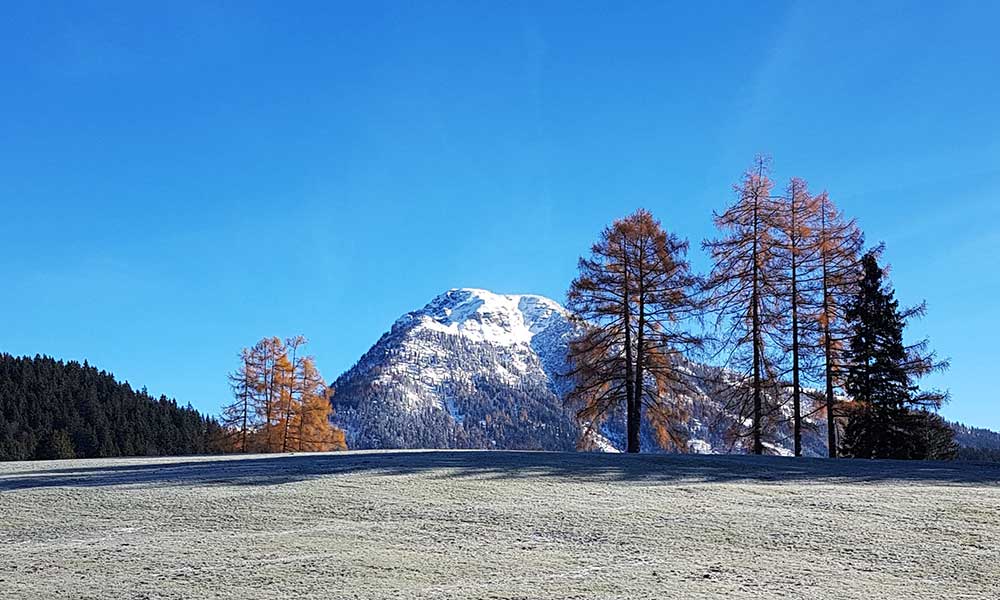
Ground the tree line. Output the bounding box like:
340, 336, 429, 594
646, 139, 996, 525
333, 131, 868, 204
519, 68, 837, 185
567, 156, 954, 459
0, 353, 225, 461
0, 336, 347, 461
219, 336, 346, 453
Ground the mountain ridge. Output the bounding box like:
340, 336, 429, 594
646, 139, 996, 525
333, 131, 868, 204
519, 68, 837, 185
331, 288, 985, 456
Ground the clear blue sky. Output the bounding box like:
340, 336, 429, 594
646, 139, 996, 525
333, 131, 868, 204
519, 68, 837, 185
2, 1, 998, 429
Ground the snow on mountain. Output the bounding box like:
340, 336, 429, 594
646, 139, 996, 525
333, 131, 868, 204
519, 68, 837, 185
330, 289, 580, 450
330, 288, 826, 454
397, 288, 568, 346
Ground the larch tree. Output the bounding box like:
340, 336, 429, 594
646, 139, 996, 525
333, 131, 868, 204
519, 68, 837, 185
813, 192, 864, 457
279, 335, 307, 452
840, 251, 949, 459
294, 356, 347, 451
703, 156, 785, 454
566, 208, 702, 453
222, 336, 347, 453
249, 336, 286, 452
270, 351, 295, 452
771, 177, 822, 456
222, 348, 257, 452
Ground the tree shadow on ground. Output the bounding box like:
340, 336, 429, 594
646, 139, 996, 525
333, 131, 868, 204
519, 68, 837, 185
2, 450, 999, 493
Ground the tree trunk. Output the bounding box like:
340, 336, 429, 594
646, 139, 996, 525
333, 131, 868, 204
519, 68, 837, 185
792, 289, 801, 456
241, 361, 249, 453
632, 262, 646, 455
262, 347, 272, 451
622, 239, 638, 453
824, 319, 837, 458
281, 346, 298, 453
751, 193, 764, 455
790, 184, 802, 457
821, 204, 838, 458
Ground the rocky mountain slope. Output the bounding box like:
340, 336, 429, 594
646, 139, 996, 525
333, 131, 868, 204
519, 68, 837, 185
331, 288, 828, 455
330, 289, 579, 451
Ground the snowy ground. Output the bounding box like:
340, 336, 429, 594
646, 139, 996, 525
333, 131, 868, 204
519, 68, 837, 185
1, 451, 998, 599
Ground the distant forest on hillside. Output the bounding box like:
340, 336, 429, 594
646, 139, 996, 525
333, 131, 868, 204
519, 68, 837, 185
0, 354, 224, 461
953, 424, 1000, 462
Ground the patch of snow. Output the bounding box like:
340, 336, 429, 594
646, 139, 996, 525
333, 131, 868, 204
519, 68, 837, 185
591, 434, 621, 453
687, 439, 713, 454
404, 288, 569, 346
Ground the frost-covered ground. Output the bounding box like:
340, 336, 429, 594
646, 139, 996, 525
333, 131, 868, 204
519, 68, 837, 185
1, 451, 998, 599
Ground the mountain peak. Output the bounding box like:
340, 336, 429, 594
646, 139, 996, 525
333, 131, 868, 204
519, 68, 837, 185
393, 288, 569, 346
333, 287, 581, 450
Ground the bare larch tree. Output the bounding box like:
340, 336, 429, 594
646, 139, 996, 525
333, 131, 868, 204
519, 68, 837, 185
771, 177, 823, 456
703, 156, 784, 455
813, 192, 864, 456
567, 209, 702, 453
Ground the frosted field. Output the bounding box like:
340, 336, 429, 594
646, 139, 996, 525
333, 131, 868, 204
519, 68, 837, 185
1, 451, 998, 599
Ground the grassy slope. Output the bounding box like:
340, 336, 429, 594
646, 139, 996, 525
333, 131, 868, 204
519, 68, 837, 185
1, 451, 998, 599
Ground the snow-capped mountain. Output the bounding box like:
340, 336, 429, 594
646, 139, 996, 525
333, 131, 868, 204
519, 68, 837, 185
330, 289, 580, 450
331, 288, 827, 454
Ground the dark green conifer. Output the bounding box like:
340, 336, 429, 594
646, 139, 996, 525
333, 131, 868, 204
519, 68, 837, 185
841, 252, 951, 459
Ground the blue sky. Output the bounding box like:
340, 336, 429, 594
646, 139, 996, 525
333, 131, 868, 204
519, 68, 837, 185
2, 1, 998, 429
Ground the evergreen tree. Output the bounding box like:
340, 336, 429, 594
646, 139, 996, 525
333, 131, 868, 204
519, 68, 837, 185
841, 252, 950, 459
0, 354, 222, 461
905, 411, 959, 460
39, 429, 76, 460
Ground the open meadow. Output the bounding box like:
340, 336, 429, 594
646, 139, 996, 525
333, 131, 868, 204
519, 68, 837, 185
1, 450, 998, 599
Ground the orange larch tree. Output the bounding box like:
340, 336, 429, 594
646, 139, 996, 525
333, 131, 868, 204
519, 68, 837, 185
703, 156, 785, 455
222, 336, 347, 453
567, 209, 702, 453
813, 193, 864, 456
771, 177, 823, 456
